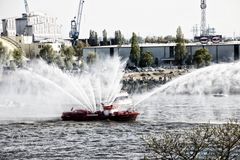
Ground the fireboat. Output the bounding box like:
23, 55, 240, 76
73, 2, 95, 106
61, 104, 139, 122
61, 92, 139, 122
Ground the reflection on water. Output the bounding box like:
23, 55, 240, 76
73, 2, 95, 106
137, 94, 240, 124
1, 95, 240, 159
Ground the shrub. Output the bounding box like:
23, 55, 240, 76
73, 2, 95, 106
144, 120, 240, 160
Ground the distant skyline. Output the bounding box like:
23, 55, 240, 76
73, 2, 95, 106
0, 0, 240, 39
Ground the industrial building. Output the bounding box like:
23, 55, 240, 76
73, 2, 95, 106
2, 12, 62, 41
83, 42, 240, 65
0, 0, 75, 59
1, 10, 64, 59
1, 17, 17, 37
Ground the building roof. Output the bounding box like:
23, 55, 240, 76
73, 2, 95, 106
84, 41, 240, 49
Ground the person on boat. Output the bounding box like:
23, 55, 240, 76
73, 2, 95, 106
109, 105, 119, 116
103, 104, 119, 116
103, 105, 112, 116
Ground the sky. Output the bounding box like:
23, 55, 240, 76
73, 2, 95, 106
0, 0, 240, 39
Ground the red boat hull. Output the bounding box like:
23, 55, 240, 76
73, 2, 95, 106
61, 109, 139, 122
109, 111, 139, 122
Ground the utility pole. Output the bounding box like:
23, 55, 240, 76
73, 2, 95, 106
192, 24, 199, 38
200, 0, 207, 36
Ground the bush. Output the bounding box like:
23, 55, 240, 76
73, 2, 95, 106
153, 72, 161, 76
87, 52, 96, 64
193, 48, 212, 68
139, 51, 154, 67
39, 45, 55, 64
12, 49, 23, 67
140, 73, 147, 76
144, 120, 240, 160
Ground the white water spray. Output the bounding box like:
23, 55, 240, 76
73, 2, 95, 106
135, 62, 240, 106
0, 56, 127, 120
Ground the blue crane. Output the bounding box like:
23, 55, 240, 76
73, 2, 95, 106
69, 0, 85, 46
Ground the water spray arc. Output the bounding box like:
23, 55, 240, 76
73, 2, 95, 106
0, 56, 127, 120
135, 62, 240, 106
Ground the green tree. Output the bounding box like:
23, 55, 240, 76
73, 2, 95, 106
39, 45, 55, 64
175, 26, 187, 65
204, 52, 212, 66
137, 36, 144, 44
65, 60, 73, 70
139, 51, 154, 67
62, 46, 75, 70
74, 40, 87, 60
12, 48, 23, 67
102, 29, 108, 46
145, 35, 175, 43
62, 46, 75, 62
164, 35, 176, 42
55, 55, 65, 69
87, 52, 96, 64
145, 36, 151, 43
88, 30, 99, 46
193, 48, 212, 68
157, 36, 165, 43
130, 32, 141, 66
114, 30, 124, 45
0, 41, 8, 64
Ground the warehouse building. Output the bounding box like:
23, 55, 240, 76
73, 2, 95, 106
83, 42, 240, 65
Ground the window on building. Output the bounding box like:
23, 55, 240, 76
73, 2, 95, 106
234, 45, 239, 60
169, 46, 174, 58
110, 48, 114, 57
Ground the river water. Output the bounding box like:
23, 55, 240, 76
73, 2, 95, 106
0, 94, 239, 160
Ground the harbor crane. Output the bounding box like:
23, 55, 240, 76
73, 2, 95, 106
69, 0, 85, 46
24, 0, 30, 15
23, 0, 30, 35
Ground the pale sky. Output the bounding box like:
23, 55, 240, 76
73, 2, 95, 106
0, 0, 240, 39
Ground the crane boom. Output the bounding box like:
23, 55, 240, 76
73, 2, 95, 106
69, 0, 85, 46
76, 0, 84, 34
24, 0, 30, 14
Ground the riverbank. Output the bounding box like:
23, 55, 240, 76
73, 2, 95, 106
122, 68, 190, 93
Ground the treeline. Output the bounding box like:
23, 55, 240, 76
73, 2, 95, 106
38, 41, 88, 70
0, 26, 212, 70
87, 29, 189, 46
0, 40, 88, 70
88, 30, 127, 46
0, 41, 25, 69
128, 26, 212, 68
